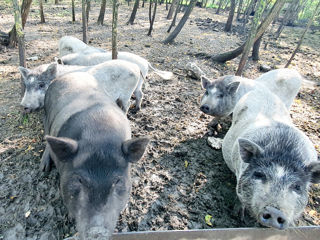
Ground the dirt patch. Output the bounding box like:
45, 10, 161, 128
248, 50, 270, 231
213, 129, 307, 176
0, 3, 319, 239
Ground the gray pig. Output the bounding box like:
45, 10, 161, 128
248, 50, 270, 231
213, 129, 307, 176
222, 87, 320, 229
19, 60, 140, 113
41, 71, 149, 239
200, 69, 302, 117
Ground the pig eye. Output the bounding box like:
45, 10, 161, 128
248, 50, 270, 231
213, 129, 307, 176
205, 90, 209, 96
292, 184, 302, 193
253, 171, 266, 180
39, 82, 45, 88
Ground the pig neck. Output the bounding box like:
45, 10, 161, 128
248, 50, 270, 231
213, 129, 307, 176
56, 64, 88, 77
235, 80, 257, 103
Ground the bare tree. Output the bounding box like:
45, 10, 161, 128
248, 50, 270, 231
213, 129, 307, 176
163, 0, 196, 44
216, 0, 223, 14
82, 0, 88, 43
112, 0, 120, 59
286, 0, 320, 68
212, 0, 286, 63
8, 0, 33, 47
12, 0, 26, 96
39, 0, 45, 23
236, 0, 265, 75
127, 0, 140, 25
72, 0, 76, 22
97, 0, 107, 25
167, 0, 179, 20
148, 0, 158, 36
167, 0, 182, 33
225, 0, 236, 32
86, 0, 91, 22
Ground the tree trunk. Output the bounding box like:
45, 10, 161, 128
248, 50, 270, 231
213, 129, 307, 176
167, 0, 182, 33
216, 0, 223, 14
112, 0, 120, 59
9, 0, 33, 47
86, 0, 91, 22
55, 0, 58, 4
252, 33, 263, 61
127, 0, 140, 25
82, 0, 88, 43
142, 0, 145, 8
212, 0, 286, 63
236, 0, 265, 76
148, 0, 158, 36
223, 0, 230, 11
72, 0, 76, 22
285, 0, 320, 68
97, 0, 107, 25
39, 0, 45, 23
167, 0, 178, 20
236, 0, 244, 21
163, 0, 196, 44
241, 0, 255, 32
224, 0, 236, 32
12, 0, 26, 96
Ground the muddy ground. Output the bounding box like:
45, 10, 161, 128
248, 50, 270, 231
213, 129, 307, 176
0, 2, 320, 239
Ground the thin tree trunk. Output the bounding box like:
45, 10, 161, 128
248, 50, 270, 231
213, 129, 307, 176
112, 0, 120, 59
97, 0, 107, 25
127, 0, 140, 25
12, 0, 26, 96
216, 0, 223, 14
236, 0, 244, 21
86, 0, 91, 22
236, 0, 265, 75
167, 0, 182, 33
212, 0, 286, 63
163, 0, 196, 44
225, 0, 236, 32
39, 0, 45, 23
82, 0, 88, 43
142, 0, 145, 8
252, 33, 263, 61
242, 0, 255, 32
55, 0, 58, 4
285, 0, 320, 68
9, 0, 33, 47
167, 0, 178, 19
72, 0, 76, 22
148, 0, 158, 36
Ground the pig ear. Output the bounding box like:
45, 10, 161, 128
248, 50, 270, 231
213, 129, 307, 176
19, 66, 30, 80
201, 76, 211, 89
307, 161, 320, 183
122, 137, 150, 163
227, 81, 240, 95
45, 135, 78, 161
238, 138, 264, 163
45, 63, 58, 77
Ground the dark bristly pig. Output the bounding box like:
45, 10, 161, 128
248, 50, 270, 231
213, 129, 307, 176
41, 71, 149, 239
19, 59, 140, 113
200, 69, 302, 117
222, 87, 320, 229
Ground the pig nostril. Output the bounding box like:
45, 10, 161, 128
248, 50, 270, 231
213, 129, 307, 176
277, 217, 285, 224
200, 105, 209, 113
263, 213, 271, 219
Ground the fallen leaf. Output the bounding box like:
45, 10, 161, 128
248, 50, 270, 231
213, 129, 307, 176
25, 210, 31, 218
184, 160, 189, 168
205, 214, 213, 226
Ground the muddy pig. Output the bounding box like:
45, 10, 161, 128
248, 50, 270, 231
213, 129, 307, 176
19, 60, 140, 113
222, 87, 320, 229
200, 69, 302, 117
41, 71, 149, 239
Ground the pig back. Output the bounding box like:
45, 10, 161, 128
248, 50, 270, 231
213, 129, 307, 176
44, 72, 123, 137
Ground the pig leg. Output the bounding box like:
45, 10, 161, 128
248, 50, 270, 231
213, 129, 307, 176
134, 78, 144, 111
40, 144, 52, 172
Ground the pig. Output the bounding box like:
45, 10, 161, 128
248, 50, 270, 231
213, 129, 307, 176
222, 87, 320, 229
200, 69, 302, 117
41, 71, 150, 239
59, 36, 106, 57
19, 60, 141, 113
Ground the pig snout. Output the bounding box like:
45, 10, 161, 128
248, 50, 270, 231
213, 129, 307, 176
200, 104, 210, 114
258, 206, 288, 230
